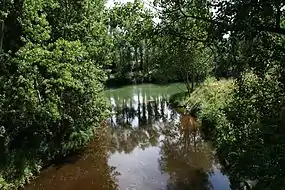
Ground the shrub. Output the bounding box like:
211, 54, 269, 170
221, 70, 285, 188
184, 77, 235, 138
186, 72, 285, 188
0, 40, 108, 187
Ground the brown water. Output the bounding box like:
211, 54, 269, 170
25, 84, 230, 190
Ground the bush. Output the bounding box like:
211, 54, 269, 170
169, 91, 189, 107
221, 71, 285, 188
0, 176, 13, 190
184, 73, 285, 188
184, 77, 234, 137
0, 40, 108, 187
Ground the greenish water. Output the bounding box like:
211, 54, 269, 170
25, 83, 230, 190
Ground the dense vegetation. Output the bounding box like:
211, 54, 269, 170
106, 0, 212, 87
160, 0, 285, 188
1, 0, 285, 189
0, 0, 109, 188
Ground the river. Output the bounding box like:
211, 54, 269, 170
25, 83, 230, 190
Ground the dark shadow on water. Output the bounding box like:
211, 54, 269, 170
53, 153, 83, 170
105, 78, 185, 89
24, 127, 119, 190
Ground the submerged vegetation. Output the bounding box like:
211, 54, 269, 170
1, 0, 285, 189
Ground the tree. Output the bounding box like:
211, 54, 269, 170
151, 0, 213, 91
107, 0, 155, 84
152, 0, 285, 188
0, 0, 110, 187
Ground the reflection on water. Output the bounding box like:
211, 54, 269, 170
106, 84, 230, 190
25, 127, 118, 190
160, 115, 214, 190
108, 94, 172, 154
25, 84, 230, 190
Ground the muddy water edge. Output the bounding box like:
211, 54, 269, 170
25, 83, 230, 190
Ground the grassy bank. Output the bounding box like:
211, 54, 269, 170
169, 91, 189, 107
170, 77, 235, 139
170, 76, 285, 188
185, 78, 234, 137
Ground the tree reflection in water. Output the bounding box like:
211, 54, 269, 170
107, 92, 218, 189
159, 114, 215, 190
25, 84, 230, 190
107, 93, 176, 154
105, 86, 228, 190
24, 127, 119, 190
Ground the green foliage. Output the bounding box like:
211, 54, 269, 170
183, 73, 285, 188
150, 34, 213, 85
186, 78, 234, 112
212, 0, 285, 38
154, 0, 285, 188
150, 0, 213, 86
220, 71, 285, 189
184, 78, 234, 138
0, 176, 13, 190
211, 4, 285, 187
1, 0, 284, 188
107, 0, 213, 85
169, 91, 189, 107
0, 0, 109, 188
107, 0, 156, 84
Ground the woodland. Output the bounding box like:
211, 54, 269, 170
0, 0, 285, 189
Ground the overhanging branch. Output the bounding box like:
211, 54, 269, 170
164, 1, 285, 36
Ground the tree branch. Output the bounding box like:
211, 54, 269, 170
0, 20, 4, 52
257, 25, 285, 36
176, 1, 212, 23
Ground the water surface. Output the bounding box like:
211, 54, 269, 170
25, 83, 230, 190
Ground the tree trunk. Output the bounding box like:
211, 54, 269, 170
275, 1, 281, 28
146, 40, 150, 81
0, 20, 4, 52
191, 72, 194, 92
140, 45, 143, 68
186, 72, 191, 97
134, 48, 138, 83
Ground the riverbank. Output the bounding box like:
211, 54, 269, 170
170, 77, 265, 188
170, 75, 285, 189
169, 77, 235, 140
105, 77, 187, 88
24, 125, 118, 190
23, 83, 230, 190
0, 125, 109, 190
